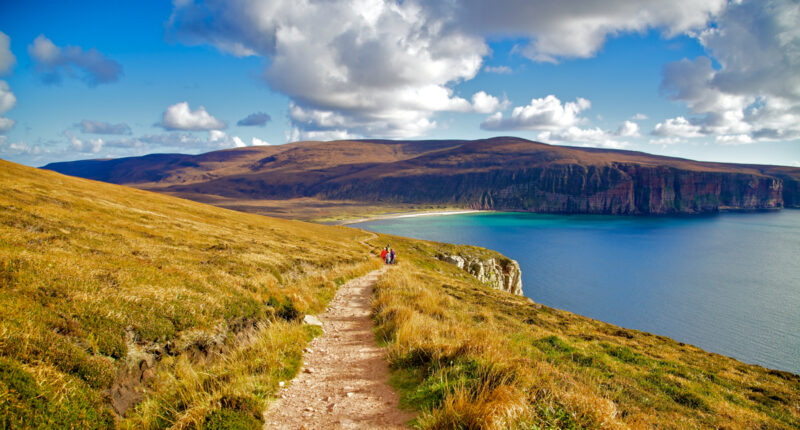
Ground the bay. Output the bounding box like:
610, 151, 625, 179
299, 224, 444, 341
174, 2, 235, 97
353, 210, 800, 374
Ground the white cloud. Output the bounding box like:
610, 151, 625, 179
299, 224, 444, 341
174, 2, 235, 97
209, 129, 248, 148
66, 131, 105, 154
715, 134, 754, 145
631, 113, 648, 120
251, 137, 270, 146
0, 136, 43, 156
169, 0, 488, 139
165, 0, 795, 142
0, 80, 15, 114
0, 32, 16, 75
0, 117, 15, 133
652, 116, 704, 138
649, 137, 688, 145
28, 35, 123, 86
480, 94, 635, 148
538, 121, 638, 149
287, 127, 361, 142
615, 120, 640, 137
481, 95, 590, 131
78, 120, 131, 135
471, 91, 508, 114
158, 102, 226, 131
232, 136, 246, 147
434, 0, 726, 63
484, 65, 512, 74
0, 80, 16, 133
656, 0, 800, 142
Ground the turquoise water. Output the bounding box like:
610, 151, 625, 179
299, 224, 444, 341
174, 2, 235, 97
353, 210, 800, 374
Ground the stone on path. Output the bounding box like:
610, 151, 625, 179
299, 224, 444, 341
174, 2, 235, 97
302, 314, 323, 327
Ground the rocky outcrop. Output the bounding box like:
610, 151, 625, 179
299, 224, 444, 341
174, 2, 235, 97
438, 253, 523, 295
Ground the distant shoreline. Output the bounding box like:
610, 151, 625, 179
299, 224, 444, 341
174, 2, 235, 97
336, 209, 489, 226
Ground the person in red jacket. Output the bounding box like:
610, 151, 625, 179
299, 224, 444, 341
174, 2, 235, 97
380, 246, 388, 263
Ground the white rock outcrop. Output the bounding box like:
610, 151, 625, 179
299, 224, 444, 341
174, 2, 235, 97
439, 253, 523, 295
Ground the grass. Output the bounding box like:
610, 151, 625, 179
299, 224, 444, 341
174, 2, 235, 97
371, 236, 800, 429
2, 158, 799, 429
0, 159, 379, 428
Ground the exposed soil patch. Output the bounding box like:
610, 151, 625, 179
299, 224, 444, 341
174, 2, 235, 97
263, 268, 414, 429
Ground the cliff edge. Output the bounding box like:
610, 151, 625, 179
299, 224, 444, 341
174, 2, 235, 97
437, 252, 523, 296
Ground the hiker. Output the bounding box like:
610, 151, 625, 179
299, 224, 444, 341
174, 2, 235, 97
389, 248, 396, 264
380, 246, 388, 263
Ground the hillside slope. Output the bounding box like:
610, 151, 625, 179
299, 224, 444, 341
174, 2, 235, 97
43, 137, 800, 216
1, 160, 798, 429
0, 159, 382, 428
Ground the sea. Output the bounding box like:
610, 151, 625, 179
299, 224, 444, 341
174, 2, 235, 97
353, 209, 800, 374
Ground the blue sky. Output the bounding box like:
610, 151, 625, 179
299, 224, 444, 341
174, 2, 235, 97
0, 0, 798, 167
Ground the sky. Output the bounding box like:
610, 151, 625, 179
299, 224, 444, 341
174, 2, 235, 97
0, 0, 798, 167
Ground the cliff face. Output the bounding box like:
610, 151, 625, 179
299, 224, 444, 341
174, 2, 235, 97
317, 163, 784, 215
437, 253, 523, 296
43, 137, 800, 216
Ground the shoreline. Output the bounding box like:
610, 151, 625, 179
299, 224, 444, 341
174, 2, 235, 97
336, 209, 490, 226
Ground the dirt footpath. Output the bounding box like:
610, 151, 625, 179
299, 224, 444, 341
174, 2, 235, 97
263, 268, 414, 429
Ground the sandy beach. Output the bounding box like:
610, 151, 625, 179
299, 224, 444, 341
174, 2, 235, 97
336, 209, 489, 225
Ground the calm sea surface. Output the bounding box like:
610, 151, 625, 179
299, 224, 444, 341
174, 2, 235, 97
353, 210, 800, 374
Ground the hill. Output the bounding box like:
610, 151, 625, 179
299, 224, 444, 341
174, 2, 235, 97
43, 137, 800, 218
1, 159, 798, 428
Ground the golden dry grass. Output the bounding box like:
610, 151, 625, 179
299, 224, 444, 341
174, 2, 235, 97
372, 237, 800, 429
0, 159, 379, 428
2, 158, 799, 429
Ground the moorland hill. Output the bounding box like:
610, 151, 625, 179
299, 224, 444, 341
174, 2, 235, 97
44, 137, 800, 217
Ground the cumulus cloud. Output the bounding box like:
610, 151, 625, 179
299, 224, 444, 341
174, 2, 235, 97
0, 80, 15, 115
237, 112, 271, 126
251, 137, 270, 146
481, 95, 590, 131
158, 102, 226, 131
287, 126, 361, 142
615, 120, 640, 137
165, 0, 794, 142
537, 120, 639, 149
64, 131, 105, 154
167, 0, 488, 138
432, 0, 726, 63
0, 117, 15, 133
0, 136, 43, 157
652, 116, 704, 138
28, 35, 123, 86
77, 120, 131, 135
471, 91, 508, 114
0, 32, 16, 75
655, 0, 800, 142
481, 94, 635, 148
0, 80, 16, 133
538, 126, 629, 149
67, 130, 250, 156
209, 130, 248, 148
715, 134, 754, 145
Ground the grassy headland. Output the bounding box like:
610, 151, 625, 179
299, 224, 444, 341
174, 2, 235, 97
372, 238, 800, 429
1, 159, 798, 429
